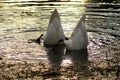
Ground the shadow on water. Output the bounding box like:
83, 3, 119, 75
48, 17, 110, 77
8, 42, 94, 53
65, 49, 88, 63
46, 46, 88, 72
45, 47, 89, 79
46, 46, 88, 68
46, 45, 65, 70
65, 49, 88, 72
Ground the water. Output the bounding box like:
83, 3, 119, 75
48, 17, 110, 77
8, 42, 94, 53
0, 0, 120, 79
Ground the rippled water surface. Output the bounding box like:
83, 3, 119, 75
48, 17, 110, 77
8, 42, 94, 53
0, 0, 120, 79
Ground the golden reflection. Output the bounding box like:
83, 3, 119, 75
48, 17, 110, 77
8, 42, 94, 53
70, 0, 88, 2
0, 0, 88, 3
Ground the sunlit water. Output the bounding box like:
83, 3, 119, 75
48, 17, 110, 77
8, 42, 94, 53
0, 0, 120, 79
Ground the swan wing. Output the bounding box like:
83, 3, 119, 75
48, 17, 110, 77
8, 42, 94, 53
44, 9, 65, 45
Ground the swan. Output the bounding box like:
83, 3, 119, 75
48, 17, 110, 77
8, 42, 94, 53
28, 9, 65, 48
59, 14, 88, 50
43, 9, 65, 46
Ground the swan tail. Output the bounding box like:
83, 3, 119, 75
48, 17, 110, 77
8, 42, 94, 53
49, 8, 60, 25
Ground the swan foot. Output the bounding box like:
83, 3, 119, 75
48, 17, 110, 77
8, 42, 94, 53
28, 34, 43, 44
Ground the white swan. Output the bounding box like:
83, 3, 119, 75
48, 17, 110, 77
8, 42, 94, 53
28, 10, 88, 50
43, 9, 65, 46
28, 9, 65, 48
61, 15, 88, 50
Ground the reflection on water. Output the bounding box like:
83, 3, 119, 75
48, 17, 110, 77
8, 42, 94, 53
65, 49, 88, 63
65, 49, 88, 71
46, 46, 65, 70
46, 47, 89, 76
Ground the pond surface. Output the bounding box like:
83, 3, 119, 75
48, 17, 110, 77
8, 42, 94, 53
0, 0, 120, 79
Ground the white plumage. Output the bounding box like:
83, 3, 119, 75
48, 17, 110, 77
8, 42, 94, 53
43, 9, 65, 45
28, 9, 88, 50
64, 15, 88, 50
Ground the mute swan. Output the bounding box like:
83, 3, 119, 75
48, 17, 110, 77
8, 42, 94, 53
43, 9, 65, 46
28, 9, 65, 48
59, 15, 88, 50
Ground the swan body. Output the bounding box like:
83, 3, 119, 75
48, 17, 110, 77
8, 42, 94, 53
28, 9, 88, 50
64, 15, 88, 50
28, 9, 65, 48
43, 9, 65, 46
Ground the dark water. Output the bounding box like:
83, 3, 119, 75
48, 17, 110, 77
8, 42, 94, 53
0, 0, 120, 79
